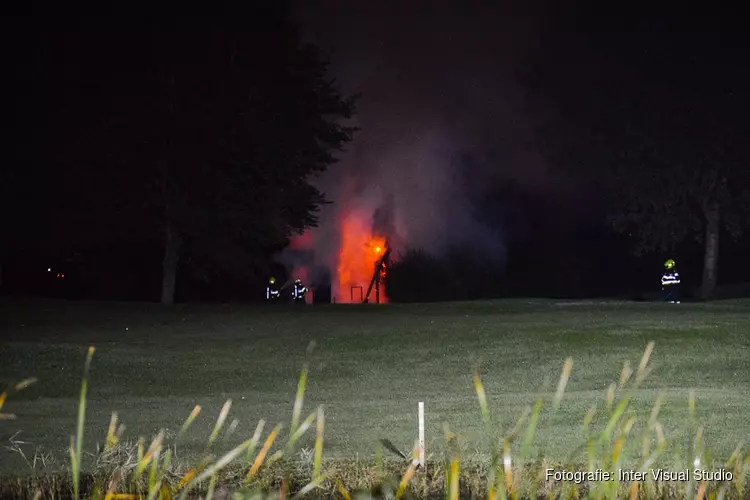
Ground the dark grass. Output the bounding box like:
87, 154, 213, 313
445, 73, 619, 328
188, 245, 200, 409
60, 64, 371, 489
1, 297, 749, 478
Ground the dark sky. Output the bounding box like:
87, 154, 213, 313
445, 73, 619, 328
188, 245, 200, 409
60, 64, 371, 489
288, 2, 579, 270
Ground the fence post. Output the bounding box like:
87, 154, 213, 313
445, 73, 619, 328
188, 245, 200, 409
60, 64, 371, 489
417, 402, 425, 467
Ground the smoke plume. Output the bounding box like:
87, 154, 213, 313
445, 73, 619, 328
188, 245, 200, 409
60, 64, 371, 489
281, 2, 559, 301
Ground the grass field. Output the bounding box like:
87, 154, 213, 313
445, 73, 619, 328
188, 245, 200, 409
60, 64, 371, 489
1, 297, 749, 478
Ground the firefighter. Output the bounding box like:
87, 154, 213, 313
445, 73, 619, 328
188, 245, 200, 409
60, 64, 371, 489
292, 279, 308, 303
661, 258, 681, 303
266, 277, 280, 301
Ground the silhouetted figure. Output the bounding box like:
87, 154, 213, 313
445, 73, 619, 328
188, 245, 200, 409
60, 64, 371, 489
661, 259, 681, 303
266, 277, 280, 301
292, 279, 308, 303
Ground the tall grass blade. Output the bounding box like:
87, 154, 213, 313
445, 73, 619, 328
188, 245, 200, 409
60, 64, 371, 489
177, 456, 213, 490
648, 391, 664, 429
246, 419, 266, 463
71, 346, 95, 500
105, 412, 121, 451
313, 405, 325, 479
604, 395, 631, 439
266, 449, 285, 468
135, 430, 165, 478
619, 361, 632, 388
147, 446, 161, 496
292, 472, 329, 500
473, 370, 491, 427
290, 363, 309, 442
502, 439, 513, 498
335, 480, 352, 500
246, 423, 283, 481
205, 475, 217, 500
15, 377, 39, 391
224, 418, 240, 443
520, 398, 543, 458
449, 458, 460, 500
635, 341, 655, 385
696, 480, 707, 500
689, 389, 696, 421
628, 480, 639, 500
582, 406, 596, 432
208, 399, 232, 448
289, 410, 316, 447
179, 438, 253, 500
178, 405, 202, 439
160, 448, 173, 485
0, 378, 37, 417
553, 358, 573, 411
606, 383, 616, 410
395, 461, 417, 500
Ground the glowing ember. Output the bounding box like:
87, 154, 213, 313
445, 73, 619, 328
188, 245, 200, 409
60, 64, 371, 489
336, 209, 388, 303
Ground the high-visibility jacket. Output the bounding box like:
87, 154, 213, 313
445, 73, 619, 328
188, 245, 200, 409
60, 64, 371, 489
661, 270, 681, 287
292, 282, 308, 300
266, 286, 280, 300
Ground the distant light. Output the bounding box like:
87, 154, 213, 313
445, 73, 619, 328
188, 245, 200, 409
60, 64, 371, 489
48, 268, 51, 272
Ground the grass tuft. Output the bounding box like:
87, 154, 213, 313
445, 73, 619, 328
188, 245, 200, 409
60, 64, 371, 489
2, 336, 750, 499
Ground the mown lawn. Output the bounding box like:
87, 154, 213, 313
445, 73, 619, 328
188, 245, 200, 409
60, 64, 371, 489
1, 297, 749, 475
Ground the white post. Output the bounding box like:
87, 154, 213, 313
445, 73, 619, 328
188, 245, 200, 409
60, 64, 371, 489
417, 401, 425, 467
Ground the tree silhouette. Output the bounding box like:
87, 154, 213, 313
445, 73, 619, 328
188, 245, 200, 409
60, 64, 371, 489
525, 12, 750, 299
11, 11, 357, 303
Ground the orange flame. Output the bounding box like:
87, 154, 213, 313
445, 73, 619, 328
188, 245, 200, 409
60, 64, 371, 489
336, 210, 388, 303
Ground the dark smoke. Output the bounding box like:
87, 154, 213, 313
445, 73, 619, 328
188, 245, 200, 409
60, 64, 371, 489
283, 2, 564, 281
371, 192, 396, 242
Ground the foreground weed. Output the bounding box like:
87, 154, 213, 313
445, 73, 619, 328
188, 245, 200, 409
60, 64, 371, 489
3, 340, 750, 500
70, 346, 95, 500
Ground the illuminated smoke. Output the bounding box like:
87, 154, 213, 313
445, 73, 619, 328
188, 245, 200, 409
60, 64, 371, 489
280, 2, 558, 302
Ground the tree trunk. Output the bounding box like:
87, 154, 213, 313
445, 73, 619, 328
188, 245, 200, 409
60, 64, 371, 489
160, 221, 182, 305
700, 201, 720, 301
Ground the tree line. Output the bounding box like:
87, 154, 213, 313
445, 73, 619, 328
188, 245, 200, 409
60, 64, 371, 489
4, 10, 357, 304
523, 10, 750, 299
4, 10, 749, 302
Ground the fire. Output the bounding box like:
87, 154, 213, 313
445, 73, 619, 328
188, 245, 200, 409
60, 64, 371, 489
336, 209, 388, 303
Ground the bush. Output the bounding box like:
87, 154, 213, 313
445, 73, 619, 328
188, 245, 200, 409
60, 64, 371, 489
387, 248, 506, 302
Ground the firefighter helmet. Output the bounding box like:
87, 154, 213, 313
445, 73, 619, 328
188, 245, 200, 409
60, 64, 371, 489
295, 279, 301, 284
664, 259, 676, 270
269, 277, 276, 285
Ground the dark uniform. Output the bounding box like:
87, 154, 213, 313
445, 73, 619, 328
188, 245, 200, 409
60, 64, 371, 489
292, 279, 308, 303
266, 277, 280, 301
661, 259, 681, 303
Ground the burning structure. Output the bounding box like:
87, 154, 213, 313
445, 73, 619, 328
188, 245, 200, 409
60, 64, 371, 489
282, 177, 399, 304
336, 209, 390, 303
332, 182, 398, 303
